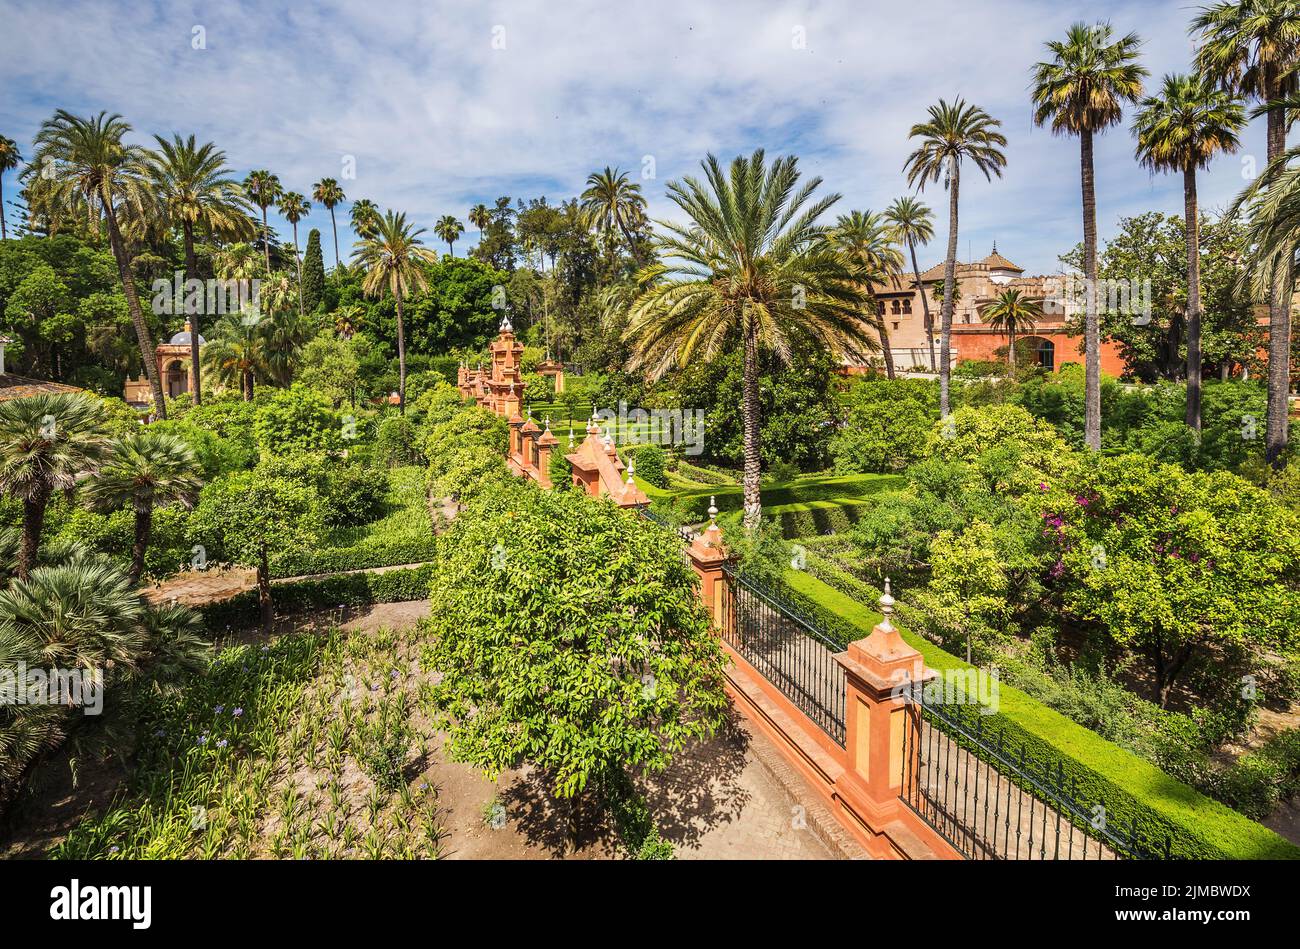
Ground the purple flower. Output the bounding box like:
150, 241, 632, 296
214, 705, 224, 714
216, 739, 228, 749
109, 846, 119, 854
1074, 495, 1089, 507
197, 735, 208, 745
232, 707, 243, 717
1039, 483, 1048, 492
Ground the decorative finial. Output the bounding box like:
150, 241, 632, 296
879, 577, 895, 630
625, 459, 636, 487
544, 415, 551, 432
568, 428, 575, 448
602, 433, 613, 450
708, 496, 718, 526
992, 239, 997, 254
500, 314, 513, 333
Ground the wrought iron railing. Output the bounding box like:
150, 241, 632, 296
637, 505, 697, 544
718, 564, 847, 747
898, 681, 1167, 860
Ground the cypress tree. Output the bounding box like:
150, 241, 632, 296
302, 228, 325, 313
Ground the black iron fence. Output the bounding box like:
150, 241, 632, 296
899, 681, 1167, 860
718, 564, 847, 747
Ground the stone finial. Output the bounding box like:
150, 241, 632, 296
500, 314, 513, 333
544, 415, 551, 432
568, 428, 575, 449
625, 458, 636, 488
708, 496, 718, 526
879, 577, 895, 632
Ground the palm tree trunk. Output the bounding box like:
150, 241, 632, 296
939, 159, 960, 417
18, 490, 50, 581
1183, 166, 1202, 432
101, 189, 166, 420
329, 206, 340, 269
874, 295, 896, 379
740, 315, 762, 532
1080, 128, 1101, 451
1265, 77, 1292, 466
131, 507, 151, 584
293, 223, 303, 318
395, 289, 408, 415
182, 219, 202, 406
1008, 329, 1016, 368
243, 370, 254, 401
909, 238, 936, 371
260, 207, 271, 273
1, 175, 6, 240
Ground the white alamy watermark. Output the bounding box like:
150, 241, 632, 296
1042, 275, 1152, 326
0, 663, 103, 715
50, 880, 151, 929
151, 272, 261, 317
593, 400, 705, 456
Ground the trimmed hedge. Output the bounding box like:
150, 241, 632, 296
644, 473, 902, 520
779, 567, 1300, 861
197, 564, 435, 632
270, 536, 437, 578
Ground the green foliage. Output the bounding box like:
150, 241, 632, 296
424, 484, 729, 799
252, 384, 344, 457
374, 414, 421, 468
621, 443, 666, 487
189, 469, 322, 571
301, 229, 325, 313
830, 376, 939, 474
356, 697, 413, 793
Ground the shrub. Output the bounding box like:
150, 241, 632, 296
622, 443, 666, 487
375, 414, 421, 468
253, 385, 344, 457
322, 464, 387, 527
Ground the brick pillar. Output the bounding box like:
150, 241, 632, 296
536, 421, 558, 488
833, 580, 932, 808
684, 497, 729, 628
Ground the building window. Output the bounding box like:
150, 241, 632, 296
1036, 339, 1055, 371
902, 299, 912, 314
891, 299, 901, 314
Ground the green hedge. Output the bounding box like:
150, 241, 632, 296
779, 567, 1300, 861
645, 473, 902, 520
197, 564, 435, 632
270, 536, 437, 578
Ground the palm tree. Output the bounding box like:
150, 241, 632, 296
580, 167, 647, 262
311, 178, 346, 268
242, 170, 281, 274
139, 134, 255, 406
1032, 22, 1147, 450
469, 202, 491, 244
334, 303, 363, 339
1194, 1, 1300, 464
213, 241, 262, 281
435, 214, 465, 256
904, 99, 1008, 418
625, 150, 874, 531
829, 210, 906, 378
1133, 73, 1245, 431
277, 191, 310, 316
0, 135, 21, 240
203, 312, 269, 400
885, 196, 938, 371
980, 289, 1042, 369
350, 198, 380, 241
27, 112, 168, 417
352, 210, 439, 414
83, 431, 203, 583
0, 393, 109, 579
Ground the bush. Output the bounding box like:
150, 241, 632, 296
322, 464, 387, 527
375, 414, 421, 468
622, 443, 666, 487
253, 385, 344, 457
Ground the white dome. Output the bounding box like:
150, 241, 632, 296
168, 330, 206, 345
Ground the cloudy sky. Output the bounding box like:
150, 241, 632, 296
0, 0, 1266, 274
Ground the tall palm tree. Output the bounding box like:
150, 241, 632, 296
1133, 73, 1245, 431
213, 241, 262, 281
904, 99, 1008, 418
277, 191, 310, 316
352, 210, 439, 414
349, 198, 380, 241
469, 202, 491, 244
885, 196, 938, 371
242, 169, 281, 274
139, 134, 255, 406
580, 167, 647, 262
1032, 22, 1147, 450
829, 210, 906, 378
625, 150, 874, 531
0, 135, 21, 240
435, 214, 465, 256
334, 303, 363, 339
980, 288, 1042, 369
83, 431, 203, 583
311, 177, 346, 268
0, 393, 109, 580
1194, 0, 1300, 464
28, 111, 168, 418
203, 312, 269, 400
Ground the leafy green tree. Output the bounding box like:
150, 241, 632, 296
202, 312, 270, 400
311, 178, 345, 268
252, 384, 343, 457
1032, 22, 1147, 450
352, 210, 439, 414
82, 430, 203, 582
349, 197, 380, 241
904, 99, 1008, 418
627, 149, 873, 531
885, 195, 937, 370
1040, 453, 1300, 706
301, 228, 325, 313
27, 111, 168, 416
910, 520, 1010, 663
399, 256, 509, 353
190, 470, 322, 630
0, 393, 109, 579
1132, 73, 1245, 431
1194, 0, 1300, 465
277, 191, 310, 316
425, 484, 729, 807
139, 134, 255, 405
296, 332, 362, 408
580, 167, 647, 263
468, 203, 491, 244
830, 377, 938, 473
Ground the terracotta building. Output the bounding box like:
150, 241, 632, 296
866, 246, 1127, 378
124, 322, 205, 406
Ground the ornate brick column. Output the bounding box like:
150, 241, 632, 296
833, 580, 932, 810
684, 497, 729, 627
536, 420, 558, 488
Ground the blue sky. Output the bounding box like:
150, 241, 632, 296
0, 0, 1269, 275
